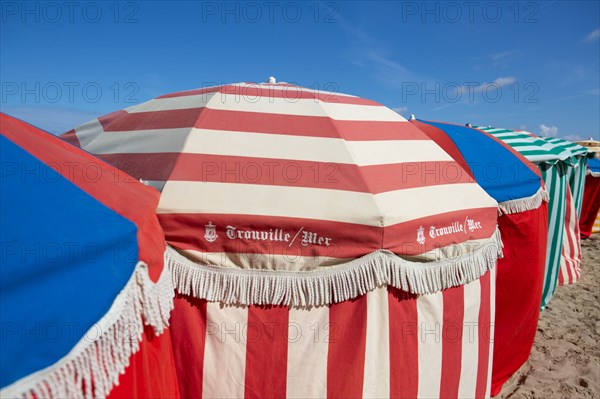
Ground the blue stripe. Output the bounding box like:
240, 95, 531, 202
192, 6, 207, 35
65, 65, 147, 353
420, 121, 541, 202
588, 157, 600, 173
0, 136, 139, 388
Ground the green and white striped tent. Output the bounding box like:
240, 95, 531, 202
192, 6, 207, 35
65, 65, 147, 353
475, 127, 589, 309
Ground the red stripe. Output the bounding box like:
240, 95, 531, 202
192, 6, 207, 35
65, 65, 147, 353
439, 285, 465, 398
199, 109, 426, 140
475, 271, 492, 398
157, 207, 498, 260
61, 129, 81, 148
169, 294, 207, 399
98, 153, 180, 181
411, 120, 474, 179
327, 295, 368, 398
388, 288, 419, 398
158, 84, 383, 106
170, 155, 472, 193
97, 109, 129, 129
0, 113, 165, 281
98, 152, 472, 193
101, 108, 203, 131
244, 305, 289, 398
99, 107, 426, 140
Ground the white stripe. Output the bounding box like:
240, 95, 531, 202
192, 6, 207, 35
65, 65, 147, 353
73, 118, 105, 148
202, 304, 248, 398
83, 128, 192, 154
457, 278, 481, 398
182, 129, 450, 165
127, 91, 403, 121
157, 182, 496, 227
286, 306, 329, 398
416, 291, 444, 398
362, 287, 391, 398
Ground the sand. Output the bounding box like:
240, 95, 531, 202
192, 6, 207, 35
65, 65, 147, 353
498, 236, 600, 398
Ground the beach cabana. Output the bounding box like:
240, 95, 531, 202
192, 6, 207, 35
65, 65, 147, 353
0, 114, 177, 399
411, 120, 548, 397
535, 137, 590, 285
475, 126, 588, 308
62, 81, 502, 398
581, 157, 600, 238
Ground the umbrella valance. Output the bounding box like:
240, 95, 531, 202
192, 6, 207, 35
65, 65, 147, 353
1, 114, 173, 399
62, 81, 502, 306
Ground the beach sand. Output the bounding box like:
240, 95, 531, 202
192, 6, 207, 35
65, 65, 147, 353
498, 236, 600, 398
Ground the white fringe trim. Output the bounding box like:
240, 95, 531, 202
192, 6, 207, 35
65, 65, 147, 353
168, 228, 503, 307
587, 169, 600, 177
498, 187, 549, 215
0, 258, 174, 399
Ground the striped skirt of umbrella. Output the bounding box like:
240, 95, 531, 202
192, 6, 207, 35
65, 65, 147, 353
169, 268, 496, 399
558, 185, 582, 285
539, 163, 568, 309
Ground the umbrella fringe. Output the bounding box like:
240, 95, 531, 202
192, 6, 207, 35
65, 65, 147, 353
0, 257, 174, 399
498, 187, 549, 215
587, 169, 600, 178
167, 228, 503, 307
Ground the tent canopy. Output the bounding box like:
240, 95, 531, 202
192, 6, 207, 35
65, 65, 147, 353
62, 81, 502, 307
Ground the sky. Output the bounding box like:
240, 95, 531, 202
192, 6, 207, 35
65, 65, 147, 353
1, 1, 599, 140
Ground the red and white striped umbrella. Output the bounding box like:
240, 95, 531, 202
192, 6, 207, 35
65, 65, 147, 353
63, 80, 501, 398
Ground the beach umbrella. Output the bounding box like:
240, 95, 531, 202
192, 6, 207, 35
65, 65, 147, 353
580, 156, 600, 238
475, 127, 590, 306
62, 80, 502, 398
0, 114, 177, 399
411, 120, 548, 397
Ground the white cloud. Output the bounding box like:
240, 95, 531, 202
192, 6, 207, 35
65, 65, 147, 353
584, 28, 600, 43
392, 106, 408, 114
456, 76, 517, 95
539, 124, 559, 137
491, 51, 512, 61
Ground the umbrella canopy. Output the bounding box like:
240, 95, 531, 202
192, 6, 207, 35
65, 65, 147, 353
412, 120, 545, 211
411, 120, 548, 396
62, 81, 502, 307
0, 114, 174, 398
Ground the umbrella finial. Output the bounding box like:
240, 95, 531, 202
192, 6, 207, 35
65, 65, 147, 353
409, 114, 416, 121
267, 76, 277, 84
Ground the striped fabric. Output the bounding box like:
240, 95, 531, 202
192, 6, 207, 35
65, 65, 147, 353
594, 212, 600, 234
558, 185, 582, 285
543, 137, 589, 215
169, 268, 496, 399
475, 126, 578, 309
63, 82, 501, 306
475, 127, 568, 164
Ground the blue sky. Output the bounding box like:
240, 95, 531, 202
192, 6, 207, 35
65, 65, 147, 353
1, 1, 599, 140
